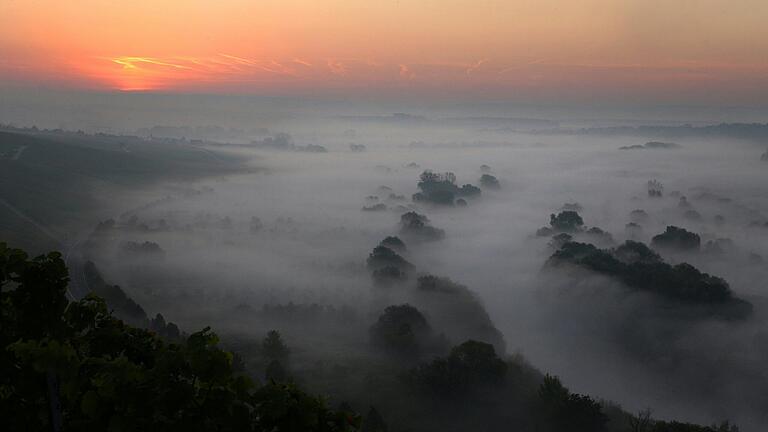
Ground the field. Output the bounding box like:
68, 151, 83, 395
0, 129, 249, 253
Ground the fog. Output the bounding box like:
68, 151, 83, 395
4, 94, 768, 430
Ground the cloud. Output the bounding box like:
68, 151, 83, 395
399, 64, 415, 80
465, 58, 488, 76
326, 59, 347, 76
111, 57, 192, 70
292, 58, 313, 67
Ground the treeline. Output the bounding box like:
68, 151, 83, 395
0, 243, 358, 431
0, 242, 741, 431
561, 122, 768, 142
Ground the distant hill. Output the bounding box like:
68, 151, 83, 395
0, 129, 248, 252
545, 122, 768, 142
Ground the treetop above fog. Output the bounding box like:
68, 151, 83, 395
0, 242, 359, 432
651, 226, 701, 252
547, 240, 752, 319
413, 170, 483, 206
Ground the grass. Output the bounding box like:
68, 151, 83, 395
0, 129, 249, 251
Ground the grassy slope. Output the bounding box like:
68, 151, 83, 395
0, 130, 248, 252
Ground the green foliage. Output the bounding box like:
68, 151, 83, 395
0, 243, 359, 432
366, 246, 413, 272
548, 241, 751, 318
549, 233, 573, 249
399, 212, 445, 241
266, 360, 290, 382
415, 171, 458, 205
537, 374, 607, 432
414, 171, 481, 205
651, 226, 701, 251
0, 240, 744, 432
262, 330, 290, 364
408, 340, 507, 397
479, 174, 500, 189
379, 236, 406, 252
549, 211, 585, 232
362, 203, 387, 212
414, 275, 506, 354
369, 304, 432, 357
613, 240, 662, 264
371, 266, 408, 285
150, 313, 182, 340
83, 261, 148, 326
585, 227, 614, 245
650, 420, 739, 432
459, 184, 482, 196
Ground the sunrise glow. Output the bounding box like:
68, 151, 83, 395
1, 0, 767, 102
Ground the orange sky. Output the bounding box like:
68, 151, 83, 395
1, 0, 767, 101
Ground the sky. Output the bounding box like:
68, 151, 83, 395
1, 0, 767, 105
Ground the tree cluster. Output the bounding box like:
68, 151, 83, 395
651, 226, 701, 252
0, 242, 359, 432
399, 212, 445, 242
537, 210, 585, 236
412, 171, 482, 206
547, 240, 752, 319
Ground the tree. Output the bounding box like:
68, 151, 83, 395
648, 179, 664, 197
362, 203, 387, 212
547, 241, 751, 318
266, 359, 290, 382
369, 304, 432, 357
83, 261, 149, 326
629, 408, 652, 432
651, 226, 701, 251
549, 211, 584, 232
537, 375, 607, 432
651, 421, 739, 432
408, 340, 507, 397
613, 240, 661, 264
361, 407, 388, 432
479, 174, 500, 189
366, 246, 413, 271
415, 171, 462, 205
549, 233, 573, 249
0, 242, 360, 432
371, 266, 408, 286
262, 330, 290, 363
250, 216, 263, 233
379, 236, 406, 252
458, 184, 482, 197
399, 212, 445, 241
414, 275, 507, 354
630, 209, 649, 223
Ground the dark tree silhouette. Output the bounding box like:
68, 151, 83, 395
548, 240, 751, 318
537, 375, 607, 432
366, 246, 413, 271
262, 330, 290, 363
399, 212, 445, 241
651, 226, 701, 251
0, 243, 359, 432
549, 211, 585, 232
361, 407, 388, 432
479, 174, 500, 189
408, 340, 507, 397
369, 304, 432, 357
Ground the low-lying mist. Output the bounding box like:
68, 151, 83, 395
65, 114, 768, 430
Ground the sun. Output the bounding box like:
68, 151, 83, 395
70, 56, 200, 91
